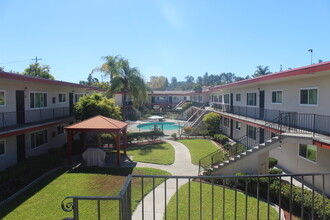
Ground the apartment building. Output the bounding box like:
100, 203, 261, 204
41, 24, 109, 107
202, 61, 330, 194
0, 72, 104, 170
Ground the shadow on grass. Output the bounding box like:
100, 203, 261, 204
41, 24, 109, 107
0, 167, 69, 219
128, 143, 167, 156
0, 166, 138, 219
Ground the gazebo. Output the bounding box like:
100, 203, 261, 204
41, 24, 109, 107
65, 115, 128, 166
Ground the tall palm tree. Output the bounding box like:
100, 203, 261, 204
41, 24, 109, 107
92, 55, 120, 81
253, 65, 271, 77
110, 58, 147, 119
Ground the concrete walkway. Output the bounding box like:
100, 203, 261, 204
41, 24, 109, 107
132, 139, 199, 220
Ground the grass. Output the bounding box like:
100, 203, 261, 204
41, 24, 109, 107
165, 181, 278, 220
127, 142, 175, 164
0, 167, 170, 220
177, 139, 219, 165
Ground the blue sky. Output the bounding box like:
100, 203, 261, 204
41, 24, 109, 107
1, 0, 329, 83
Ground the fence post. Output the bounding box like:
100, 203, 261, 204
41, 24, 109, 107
313, 114, 316, 137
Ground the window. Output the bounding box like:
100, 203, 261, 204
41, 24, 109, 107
0, 140, 5, 156
223, 118, 229, 127
173, 97, 177, 101
57, 124, 65, 135
235, 121, 241, 130
30, 92, 47, 108
272, 91, 282, 104
247, 125, 256, 140
75, 94, 84, 103
224, 94, 230, 104
219, 95, 222, 103
247, 93, 257, 106
300, 88, 318, 105
299, 144, 317, 162
184, 97, 187, 101
31, 129, 48, 149
0, 91, 5, 106
236, 94, 241, 102
59, 93, 67, 103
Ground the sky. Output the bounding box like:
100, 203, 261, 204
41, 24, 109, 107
1, 0, 330, 84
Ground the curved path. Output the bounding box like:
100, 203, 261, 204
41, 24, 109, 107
132, 139, 199, 220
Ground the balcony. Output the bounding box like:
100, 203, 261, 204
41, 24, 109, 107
0, 107, 73, 131
211, 103, 330, 137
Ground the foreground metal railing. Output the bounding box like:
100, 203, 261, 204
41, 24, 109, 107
62, 173, 330, 220
61, 175, 132, 220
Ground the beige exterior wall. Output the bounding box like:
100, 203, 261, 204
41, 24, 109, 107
270, 137, 330, 195
208, 70, 330, 116
0, 136, 17, 170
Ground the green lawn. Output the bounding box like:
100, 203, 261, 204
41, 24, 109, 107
165, 181, 278, 220
177, 139, 219, 165
127, 142, 175, 164
0, 167, 170, 220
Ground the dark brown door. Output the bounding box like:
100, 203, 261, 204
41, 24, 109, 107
16, 134, 26, 162
16, 90, 25, 124
69, 93, 74, 115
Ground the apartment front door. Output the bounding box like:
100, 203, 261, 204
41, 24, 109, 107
259, 128, 265, 144
16, 90, 25, 124
259, 90, 265, 119
169, 96, 172, 103
151, 96, 155, 103
16, 134, 26, 162
230, 119, 233, 138
69, 93, 74, 115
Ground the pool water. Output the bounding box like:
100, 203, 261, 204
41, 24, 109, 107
137, 122, 182, 130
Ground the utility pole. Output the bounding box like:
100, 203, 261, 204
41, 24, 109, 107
308, 49, 313, 65
32, 56, 42, 63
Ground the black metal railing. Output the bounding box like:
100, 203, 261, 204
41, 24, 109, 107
62, 173, 330, 220
0, 107, 72, 129
61, 175, 132, 220
212, 103, 330, 137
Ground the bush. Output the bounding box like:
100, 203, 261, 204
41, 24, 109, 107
127, 131, 164, 143
171, 133, 177, 140
222, 143, 232, 151
199, 130, 209, 138
269, 168, 282, 174
213, 134, 229, 145
202, 112, 221, 131
269, 157, 278, 168
182, 102, 192, 110
232, 143, 246, 154
183, 127, 192, 137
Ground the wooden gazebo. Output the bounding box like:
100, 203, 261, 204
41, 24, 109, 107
65, 115, 128, 166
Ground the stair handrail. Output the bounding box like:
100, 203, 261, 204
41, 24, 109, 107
198, 114, 287, 175
183, 104, 205, 127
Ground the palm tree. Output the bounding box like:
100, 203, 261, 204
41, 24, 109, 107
253, 65, 271, 77
92, 55, 120, 81
110, 58, 147, 119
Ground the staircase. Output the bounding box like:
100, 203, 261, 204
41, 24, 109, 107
199, 115, 286, 175
183, 104, 205, 127
173, 100, 185, 110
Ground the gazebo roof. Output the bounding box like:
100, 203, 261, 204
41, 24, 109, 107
65, 115, 128, 131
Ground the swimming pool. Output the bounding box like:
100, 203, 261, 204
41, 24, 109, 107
137, 122, 182, 130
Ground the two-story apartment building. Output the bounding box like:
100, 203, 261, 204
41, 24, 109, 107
0, 72, 104, 170
203, 61, 330, 194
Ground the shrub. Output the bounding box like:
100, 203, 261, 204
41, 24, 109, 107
183, 127, 192, 137
222, 143, 232, 151
232, 143, 246, 154
213, 134, 229, 145
202, 112, 221, 131
269, 157, 278, 168
269, 168, 282, 174
171, 133, 177, 140
182, 102, 192, 110
199, 130, 209, 138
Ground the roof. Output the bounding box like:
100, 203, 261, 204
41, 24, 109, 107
65, 115, 128, 131
0, 71, 106, 91
208, 61, 330, 92
150, 90, 194, 95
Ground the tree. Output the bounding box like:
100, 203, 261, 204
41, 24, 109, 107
185, 75, 194, 83
93, 55, 120, 80
74, 93, 122, 120
253, 65, 271, 77
0, 67, 4, 72
193, 84, 202, 92
170, 77, 177, 88
22, 63, 55, 80
150, 76, 169, 90
202, 112, 221, 131
109, 57, 148, 117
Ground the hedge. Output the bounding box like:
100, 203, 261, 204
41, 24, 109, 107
213, 134, 229, 145
269, 157, 278, 168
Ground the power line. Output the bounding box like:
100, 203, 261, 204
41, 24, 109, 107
32, 56, 42, 63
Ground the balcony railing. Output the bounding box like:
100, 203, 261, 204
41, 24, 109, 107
0, 107, 72, 129
212, 103, 330, 137
62, 173, 330, 220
